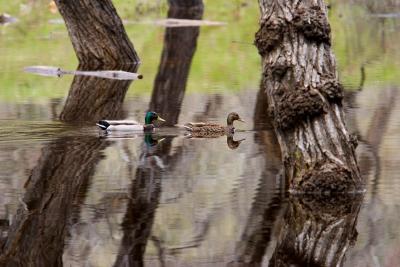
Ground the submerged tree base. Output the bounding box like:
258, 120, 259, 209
270, 194, 363, 267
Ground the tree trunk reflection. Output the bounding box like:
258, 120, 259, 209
112, 138, 185, 267
0, 71, 135, 266
269, 195, 362, 267
0, 136, 109, 266
112, 2, 203, 264
230, 102, 283, 265
253, 84, 273, 130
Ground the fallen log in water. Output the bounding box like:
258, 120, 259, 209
0, 13, 18, 25
124, 18, 226, 27
24, 66, 143, 80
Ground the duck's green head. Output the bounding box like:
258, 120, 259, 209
145, 111, 166, 125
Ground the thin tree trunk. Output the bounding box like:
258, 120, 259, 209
269, 195, 362, 267
113, 0, 200, 258
168, 0, 203, 8
255, 0, 362, 192
149, 1, 203, 126
54, 0, 139, 67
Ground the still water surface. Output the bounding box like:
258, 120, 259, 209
0, 1, 400, 266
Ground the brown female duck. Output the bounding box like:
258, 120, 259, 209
184, 112, 245, 136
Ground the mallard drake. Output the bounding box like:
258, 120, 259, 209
184, 112, 244, 136
96, 111, 165, 132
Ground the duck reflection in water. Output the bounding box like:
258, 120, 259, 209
144, 134, 165, 147
227, 136, 246, 150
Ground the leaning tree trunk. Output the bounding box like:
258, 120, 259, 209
255, 0, 362, 192
54, 0, 139, 67
60, 65, 136, 122
149, 0, 203, 126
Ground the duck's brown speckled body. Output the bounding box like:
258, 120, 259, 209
184, 112, 244, 136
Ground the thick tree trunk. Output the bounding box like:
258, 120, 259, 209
255, 0, 362, 192
149, 1, 203, 126
269, 195, 362, 267
54, 0, 139, 67
60, 65, 136, 122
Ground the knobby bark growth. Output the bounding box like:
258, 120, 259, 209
54, 0, 139, 67
255, 0, 362, 192
149, 0, 203, 126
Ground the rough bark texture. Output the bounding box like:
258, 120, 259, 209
54, 0, 139, 67
256, 0, 362, 192
149, 1, 203, 126
60, 65, 136, 122
269, 195, 362, 267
